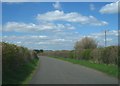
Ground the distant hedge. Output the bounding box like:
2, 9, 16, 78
44, 46, 119, 65
2, 42, 39, 84
91, 46, 118, 65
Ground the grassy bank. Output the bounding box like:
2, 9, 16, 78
2, 42, 39, 85
3, 58, 39, 85
22, 58, 39, 84
51, 57, 118, 78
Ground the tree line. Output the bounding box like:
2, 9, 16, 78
42, 37, 119, 65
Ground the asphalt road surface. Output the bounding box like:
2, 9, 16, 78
30, 56, 118, 84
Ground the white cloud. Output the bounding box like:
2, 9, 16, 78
3, 22, 38, 32
2, 20, 79, 50
37, 42, 50, 45
3, 35, 48, 42
31, 35, 48, 38
90, 4, 95, 11
2, 34, 78, 50
16, 41, 22, 44
90, 30, 118, 38
51, 38, 72, 43
86, 30, 118, 46
53, 1, 61, 10
3, 22, 75, 33
36, 10, 108, 26
65, 24, 75, 30
53, 38, 65, 42
99, 1, 119, 14
103, 38, 112, 42
108, 30, 118, 36
3, 29, 118, 49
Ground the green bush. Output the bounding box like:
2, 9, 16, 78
74, 37, 97, 50
91, 46, 118, 65
80, 49, 92, 60
2, 42, 39, 84
69, 50, 75, 59
91, 48, 103, 64
44, 45, 118, 65
101, 46, 118, 65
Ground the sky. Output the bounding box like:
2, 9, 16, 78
2, 1, 119, 50
2, 0, 118, 2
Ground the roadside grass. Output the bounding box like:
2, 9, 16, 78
22, 58, 39, 84
50, 57, 118, 78
3, 58, 39, 85
22, 58, 40, 85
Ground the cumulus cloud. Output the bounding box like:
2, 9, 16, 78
3, 35, 48, 41
51, 38, 72, 43
31, 35, 48, 38
103, 38, 112, 42
99, 1, 119, 14
2, 34, 78, 50
3, 29, 118, 49
36, 38, 73, 45
2, 35, 49, 46
36, 10, 108, 26
3, 22, 75, 33
53, 1, 61, 10
3, 22, 38, 32
2, 20, 79, 50
107, 30, 118, 36
87, 30, 118, 46
16, 41, 22, 44
90, 30, 118, 39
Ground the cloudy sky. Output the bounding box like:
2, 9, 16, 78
2, 1, 119, 50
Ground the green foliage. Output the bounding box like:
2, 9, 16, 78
81, 49, 92, 60
91, 46, 118, 65
45, 46, 118, 65
3, 58, 39, 84
34, 49, 44, 54
39, 49, 44, 53
69, 50, 75, 59
91, 48, 103, 64
2, 42, 39, 84
74, 37, 97, 50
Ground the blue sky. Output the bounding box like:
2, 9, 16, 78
2, 2, 119, 50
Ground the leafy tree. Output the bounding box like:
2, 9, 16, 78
74, 37, 97, 50
39, 49, 44, 53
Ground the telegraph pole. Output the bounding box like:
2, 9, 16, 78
105, 30, 107, 47
104, 30, 109, 47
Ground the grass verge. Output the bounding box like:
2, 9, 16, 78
50, 56, 118, 78
3, 58, 39, 85
22, 58, 39, 84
